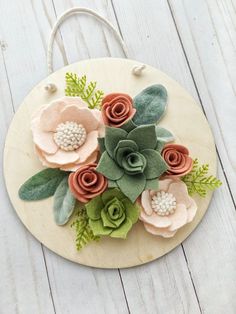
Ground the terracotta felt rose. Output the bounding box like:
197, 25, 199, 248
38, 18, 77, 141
162, 144, 193, 177
68, 163, 108, 203
101, 93, 136, 127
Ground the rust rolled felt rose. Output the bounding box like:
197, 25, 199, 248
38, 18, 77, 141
68, 163, 108, 203
161, 144, 193, 177
101, 93, 136, 127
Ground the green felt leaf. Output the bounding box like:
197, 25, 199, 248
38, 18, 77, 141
101, 188, 125, 204
155, 126, 174, 143
85, 195, 104, 220
96, 152, 124, 180
98, 137, 106, 154
110, 218, 133, 239
19, 168, 67, 201
127, 125, 157, 150
133, 84, 168, 125
145, 179, 159, 190
122, 199, 140, 224
156, 141, 165, 153
104, 127, 127, 158
108, 180, 118, 188
117, 173, 146, 203
120, 119, 137, 132
89, 219, 112, 236
53, 177, 76, 225
141, 149, 168, 179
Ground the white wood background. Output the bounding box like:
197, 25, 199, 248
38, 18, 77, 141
0, 0, 236, 313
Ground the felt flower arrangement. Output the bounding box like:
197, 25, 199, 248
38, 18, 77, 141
19, 73, 222, 251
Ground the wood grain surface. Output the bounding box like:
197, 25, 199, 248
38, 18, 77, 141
0, 0, 235, 313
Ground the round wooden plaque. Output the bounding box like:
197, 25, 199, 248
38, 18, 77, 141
4, 58, 216, 268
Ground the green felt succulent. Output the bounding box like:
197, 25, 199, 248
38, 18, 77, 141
96, 123, 168, 202
85, 189, 140, 239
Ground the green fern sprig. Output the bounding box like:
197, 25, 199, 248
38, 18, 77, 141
71, 206, 100, 251
182, 158, 222, 197
65, 72, 104, 109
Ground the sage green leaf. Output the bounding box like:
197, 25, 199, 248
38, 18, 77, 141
133, 84, 168, 125
155, 126, 174, 143
96, 152, 124, 180
108, 180, 118, 188
127, 125, 157, 150
19, 168, 67, 201
98, 137, 106, 154
114, 140, 138, 166
53, 177, 76, 225
110, 218, 133, 239
117, 173, 146, 203
104, 127, 127, 157
145, 179, 159, 190
120, 119, 137, 132
141, 149, 168, 179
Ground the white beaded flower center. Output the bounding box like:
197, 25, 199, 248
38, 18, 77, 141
54, 121, 87, 151
151, 191, 176, 216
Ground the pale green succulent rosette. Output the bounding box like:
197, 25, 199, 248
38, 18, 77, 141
85, 189, 140, 239
96, 122, 168, 203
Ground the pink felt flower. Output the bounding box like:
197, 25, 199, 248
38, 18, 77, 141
140, 178, 197, 238
31, 97, 104, 171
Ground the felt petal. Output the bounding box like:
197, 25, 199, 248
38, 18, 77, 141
120, 119, 137, 132
96, 152, 124, 180
110, 218, 133, 239
158, 178, 174, 192
85, 196, 104, 220
155, 126, 175, 143
117, 173, 146, 203
98, 137, 106, 154
122, 199, 140, 224
44, 149, 79, 165
60, 151, 98, 172
105, 127, 128, 158
101, 209, 125, 228
39, 99, 66, 132
141, 190, 153, 215
168, 181, 191, 207
141, 149, 168, 179
108, 180, 118, 188
140, 210, 171, 228
144, 223, 177, 238
168, 204, 188, 231
101, 188, 125, 203
187, 198, 198, 223
31, 121, 58, 154
34, 145, 60, 168
89, 219, 112, 236
60, 106, 100, 133
127, 125, 157, 150
145, 179, 159, 191
76, 130, 99, 163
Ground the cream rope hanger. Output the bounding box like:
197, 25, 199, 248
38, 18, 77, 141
45, 7, 145, 92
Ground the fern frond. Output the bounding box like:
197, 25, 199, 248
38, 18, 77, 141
65, 72, 104, 109
182, 158, 222, 197
71, 206, 100, 251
